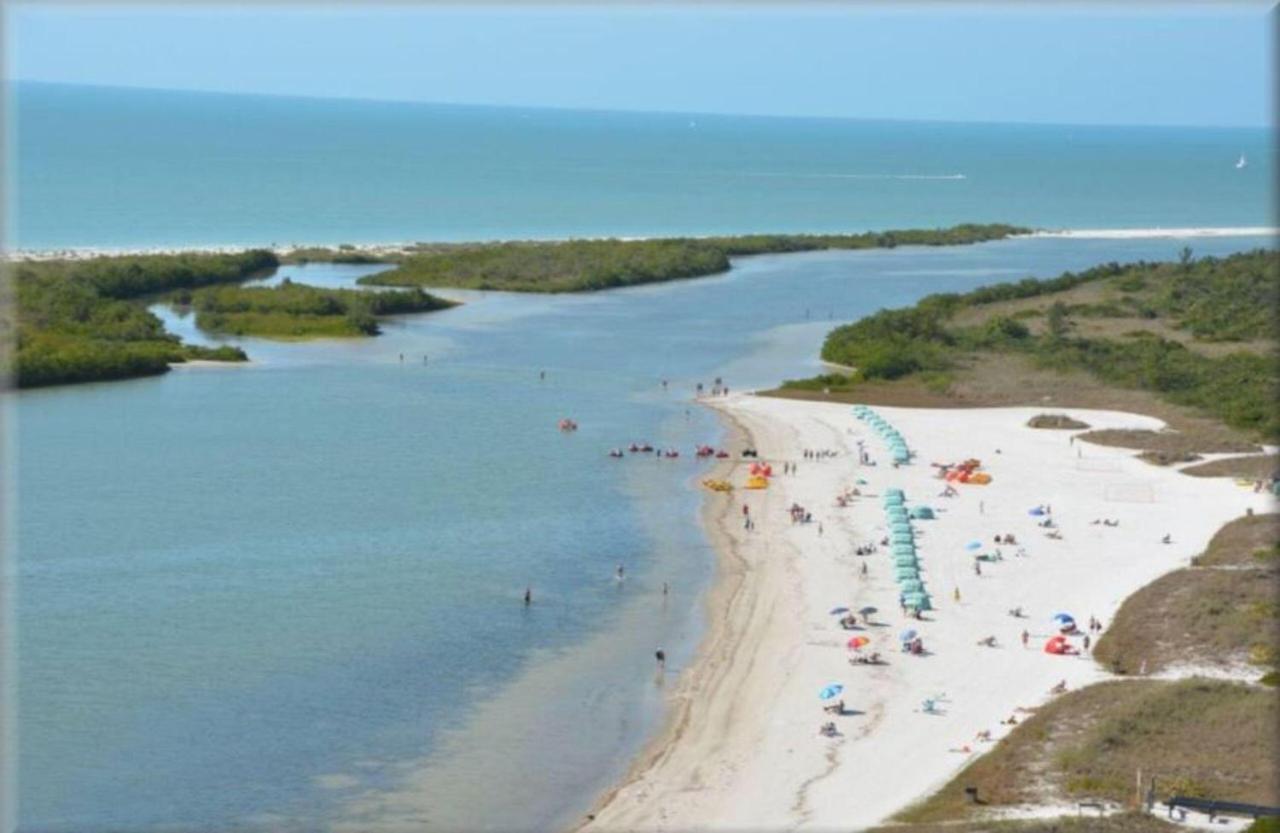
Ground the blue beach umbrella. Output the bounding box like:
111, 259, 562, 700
819, 684, 844, 700
829, 606, 850, 615
899, 629, 918, 642
1029, 507, 1046, 516
965, 541, 983, 551
1053, 612, 1075, 623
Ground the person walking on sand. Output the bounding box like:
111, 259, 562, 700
861, 562, 868, 577
1083, 634, 1091, 652
818, 522, 824, 536
953, 586, 961, 603
974, 560, 982, 577
1021, 629, 1029, 648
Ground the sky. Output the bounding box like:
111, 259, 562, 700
4, 3, 1275, 127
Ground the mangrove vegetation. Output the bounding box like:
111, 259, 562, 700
782, 249, 1280, 440
189, 280, 455, 338
8, 250, 277, 388
358, 224, 1029, 292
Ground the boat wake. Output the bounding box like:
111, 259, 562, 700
737, 171, 967, 181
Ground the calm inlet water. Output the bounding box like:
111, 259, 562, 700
15, 235, 1272, 831
12, 82, 1275, 250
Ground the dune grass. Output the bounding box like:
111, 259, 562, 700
1182, 455, 1280, 480
870, 812, 1184, 833
895, 679, 1278, 825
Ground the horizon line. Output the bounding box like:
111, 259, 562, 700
9, 78, 1272, 132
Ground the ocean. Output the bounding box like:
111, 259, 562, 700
7, 82, 1276, 832
9, 81, 1274, 251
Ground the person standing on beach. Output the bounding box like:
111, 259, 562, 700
953, 586, 961, 603
1021, 629, 1029, 648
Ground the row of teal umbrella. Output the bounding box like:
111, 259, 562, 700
852, 405, 910, 464
882, 488, 932, 611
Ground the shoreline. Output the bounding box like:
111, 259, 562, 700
573, 403, 755, 829
6, 226, 1276, 263
580, 395, 1273, 831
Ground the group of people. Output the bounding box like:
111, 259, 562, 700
803, 448, 839, 460
788, 503, 813, 524
695, 376, 731, 397
834, 486, 862, 508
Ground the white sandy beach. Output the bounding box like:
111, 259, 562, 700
582, 395, 1273, 831
1026, 227, 1278, 240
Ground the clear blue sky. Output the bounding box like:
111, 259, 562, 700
5, 3, 1274, 127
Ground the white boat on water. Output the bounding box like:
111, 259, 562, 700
1235, 154, 1247, 169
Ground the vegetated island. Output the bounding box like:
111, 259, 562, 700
186, 279, 455, 339
5, 223, 1027, 389
5, 248, 456, 388
7, 250, 276, 388
356, 224, 1029, 292
775, 247, 1280, 450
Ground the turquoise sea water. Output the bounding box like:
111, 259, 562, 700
14, 235, 1274, 832
10, 82, 1275, 250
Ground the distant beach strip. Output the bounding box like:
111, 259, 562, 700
7, 226, 1278, 262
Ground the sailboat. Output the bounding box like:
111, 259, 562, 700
1235, 154, 1247, 169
